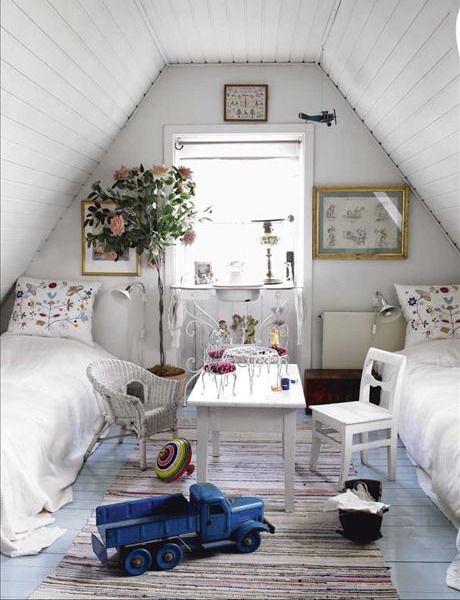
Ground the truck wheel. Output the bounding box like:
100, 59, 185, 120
123, 547, 152, 576
236, 530, 261, 553
155, 543, 183, 570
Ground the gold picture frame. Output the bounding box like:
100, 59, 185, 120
313, 186, 409, 260
224, 84, 268, 122
81, 200, 141, 276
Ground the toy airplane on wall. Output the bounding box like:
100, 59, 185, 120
298, 109, 337, 126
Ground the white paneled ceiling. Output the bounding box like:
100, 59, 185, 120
1, 0, 459, 299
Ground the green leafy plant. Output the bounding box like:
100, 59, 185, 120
84, 163, 211, 369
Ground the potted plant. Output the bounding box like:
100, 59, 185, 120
83, 163, 210, 391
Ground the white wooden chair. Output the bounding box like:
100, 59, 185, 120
310, 348, 406, 487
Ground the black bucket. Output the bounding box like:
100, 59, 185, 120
337, 479, 387, 544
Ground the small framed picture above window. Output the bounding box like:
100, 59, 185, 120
194, 261, 214, 285
224, 84, 268, 122
313, 186, 409, 260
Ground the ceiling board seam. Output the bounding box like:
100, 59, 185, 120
379, 75, 460, 143
1, 177, 74, 196
0, 196, 69, 207
99, 0, 157, 79
406, 150, 460, 177
351, 0, 430, 107
316, 63, 459, 254
1, 137, 92, 175
2, 88, 108, 154
435, 205, 460, 213
205, 0, 220, 64
1, 158, 83, 185
1, 27, 121, 129
134, 0, 169, 64
412, 169, 459, 188
384, 102, 460, 153
369, 47, 455, 129
9, 0, 131, 118
46, 0, 139, 106
361, 13, 454, 121
1, 56, 118, 141
224, 0, 235, 64
332, 0, 379, 83
398, 130, 460, 166
287, 0, 302, 63
1, 115, 99, 165
338, 1, 405, 99
26, 65, 169, 273
317, 0, 342, 62
76, 0, 153, 87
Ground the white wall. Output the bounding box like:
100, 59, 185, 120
24, 64, 460, 367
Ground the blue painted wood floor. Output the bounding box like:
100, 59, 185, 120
1, 410, 459, 600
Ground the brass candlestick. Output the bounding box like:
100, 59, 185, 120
260, 221, 281, 285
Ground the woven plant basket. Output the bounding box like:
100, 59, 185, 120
148, 365, 186, 400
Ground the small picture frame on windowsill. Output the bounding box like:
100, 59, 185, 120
194, 261, 214, 285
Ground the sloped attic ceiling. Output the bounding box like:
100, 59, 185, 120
1, 0, 459, 300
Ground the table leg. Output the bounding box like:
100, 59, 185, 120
196, 407, 209, 483
283, 409, 296, 513
212, 430, 220, 457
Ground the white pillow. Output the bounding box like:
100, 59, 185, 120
8, 277, 101, 346
395, 283, 460, 346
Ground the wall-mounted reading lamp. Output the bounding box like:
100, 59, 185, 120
372, 290, 401, 335
111, 282, 147, 365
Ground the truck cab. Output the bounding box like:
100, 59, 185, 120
190, 483, 269, 543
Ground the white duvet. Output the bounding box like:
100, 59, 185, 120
397, 338, 460, 589
1, 333, 110, 557
398, 339, 460, 525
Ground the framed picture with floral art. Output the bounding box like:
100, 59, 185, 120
313, 186, 409, 259
81, 200, 141, 276
224, 84, 268, 121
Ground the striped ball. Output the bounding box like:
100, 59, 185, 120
155, 438, 195, 483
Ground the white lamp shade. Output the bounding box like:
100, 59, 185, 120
111, 288, 132, 304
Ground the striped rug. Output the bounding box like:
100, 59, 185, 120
31, 420, 398, 599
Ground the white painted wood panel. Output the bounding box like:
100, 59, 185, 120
1, 115, 99, 172
0, 0, 167, 297
398, 131, 459, 175
0, 180, 74, 206
1, 139, 92, 182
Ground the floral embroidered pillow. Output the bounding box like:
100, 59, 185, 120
8, 277, 101, 346
395, 283, 460, 346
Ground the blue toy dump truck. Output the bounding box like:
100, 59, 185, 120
92, 483, 275, 575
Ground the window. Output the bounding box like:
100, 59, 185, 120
209, 503, 225, 516
174, 135, 304, 287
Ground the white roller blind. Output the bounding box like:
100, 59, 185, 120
177, 140, 301, 159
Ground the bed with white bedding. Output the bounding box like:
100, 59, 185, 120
398, 338, 460, 525
397, 338, 460, 589
1, 333, 111, 557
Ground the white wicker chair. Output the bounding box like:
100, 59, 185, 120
86, 359, 178, 470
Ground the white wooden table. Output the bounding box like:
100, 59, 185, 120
187, 364, 304, 512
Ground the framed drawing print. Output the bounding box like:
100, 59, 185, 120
81, 200, 141, 276
224, 84, 268, 121
313, 186, 409, 259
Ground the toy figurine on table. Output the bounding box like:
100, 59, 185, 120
92, 482, 275, 575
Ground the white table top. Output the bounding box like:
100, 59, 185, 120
188, 364, 304, 409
